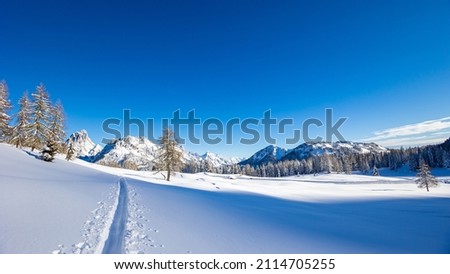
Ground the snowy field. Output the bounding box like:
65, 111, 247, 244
1, 143, 450, 254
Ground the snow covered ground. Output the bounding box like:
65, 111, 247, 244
1, 143, 450, 254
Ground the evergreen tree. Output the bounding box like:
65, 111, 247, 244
42, 139, 58, 162
10, 92, 31, 148
443, 151, 450, 169
29, 83, 52, 151
155, 128, 184, 181
415, 161, 439, 192
372, 166, 379, 176
0, 80, 12, 142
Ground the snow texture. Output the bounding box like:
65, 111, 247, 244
1, 143, 450, 254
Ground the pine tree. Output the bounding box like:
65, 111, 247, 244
66, 143, 75, 161
42, 139, 58, 162
0, 80, 13, 142
415, 161, 439, 192
29, 83, 52, 151
10, 92, 32, 148
442, 151, 450, 169
155, 128, 184, 181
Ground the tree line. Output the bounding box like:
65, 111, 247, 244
0, 80, 66, 161
183, 141, 450, 177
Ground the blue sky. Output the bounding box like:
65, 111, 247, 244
1, 0, 450, 158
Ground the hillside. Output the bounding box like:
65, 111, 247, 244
1, 143, 450, 253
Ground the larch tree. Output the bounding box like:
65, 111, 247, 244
155, 128, 184, 181
415, 161, 439, 192
66, 143, 75, 161
49, 100, 66, 152
0, 80, 13, 142
29, 83, 52, 151
10, 92, 32, 148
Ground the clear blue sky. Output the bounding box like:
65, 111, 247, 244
1, 0, 450, 158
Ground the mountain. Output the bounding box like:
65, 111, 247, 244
89, 135, 240, 171
187, 151, 242, 168
239, 145, 288, 166
240, 142, 388, 166
65, 130, 102, 157
92, 136, 158, 170
282, 141, 388, 161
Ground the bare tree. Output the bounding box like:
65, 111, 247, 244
29, 83, 52, 151
155, 128, 184, 181
415, 161, 439, 192
0, 80, 12, 142
10, 92, 31, 148
66, 143, 75, 161
49, 100, 66, 152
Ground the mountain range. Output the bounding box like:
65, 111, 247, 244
65, 129, 394, 171
65, 130, 243, 170
239, 141, 388, 166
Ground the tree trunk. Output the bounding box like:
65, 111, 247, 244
167, 168, 171, 181
426, 183, 429, 192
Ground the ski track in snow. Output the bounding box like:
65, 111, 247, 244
102, 178, 129, 254
52, 177, 162, 254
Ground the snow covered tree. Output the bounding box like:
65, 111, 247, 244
155, 128, 184, 181
372, 166, 379, 176
415, 161, 439, 192
29, 83, 52, 151
204, 159, 214, 173
66, 143, 75, 161
10, 92, 31, 148
0, 80, 13, 142
41, 139, 58, 162
341, 156, 352, 174
49, 100, 66, 151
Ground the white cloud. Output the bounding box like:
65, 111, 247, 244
361, 117, 450, 147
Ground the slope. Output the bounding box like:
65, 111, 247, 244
0, 144, 118, 253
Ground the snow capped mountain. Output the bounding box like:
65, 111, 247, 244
70, 129, 388, 172
186, 151, 243, 167
239, 145, 289, 166
282, 141, 388, 161
65, 129, 102, 157
92, 136, 158, 170
68, 129, 241, 171
240, 142, 388, 166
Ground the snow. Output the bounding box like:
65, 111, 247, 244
65, 129, 102, 157
0, 144, 118, 253
240, 145, 288, 165
92, 136, 158, 170
185, 151, 242, 168
1, 143, 450, 253
89, 135, 238, 170
282, 141, 388, 162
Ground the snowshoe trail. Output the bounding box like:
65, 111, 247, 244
55, 177, 159, 254
102, 178, 129, 254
